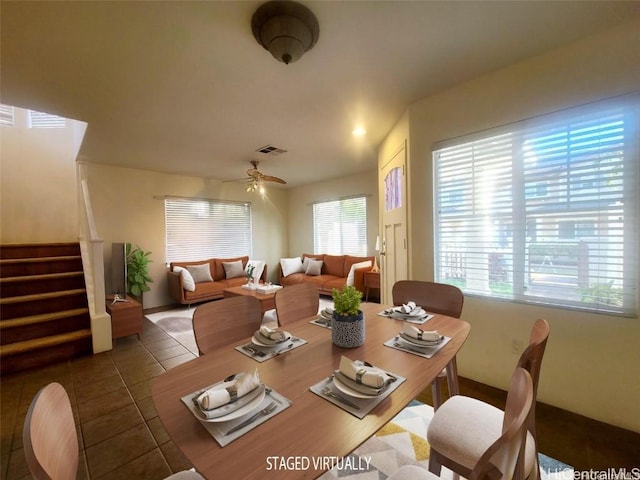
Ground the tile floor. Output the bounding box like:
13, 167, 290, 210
1, 318, 198, 480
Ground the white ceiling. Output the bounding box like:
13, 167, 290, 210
2, 1, 638, 188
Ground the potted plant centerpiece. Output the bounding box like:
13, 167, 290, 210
126, 243, 153, 304
245, 263, 256, 289
331, 285, 365, 348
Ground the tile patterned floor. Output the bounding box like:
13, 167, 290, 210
1, 318, 198, 480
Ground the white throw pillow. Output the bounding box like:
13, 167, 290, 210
245, 259, 265, 282
223, 260, 245, 279
186, 263, 213, 283
173, 266, 196, 292
346, 260, 372, 286
305, 259, 323, 276
280, 257, 304, 277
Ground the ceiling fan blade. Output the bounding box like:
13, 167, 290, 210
223, 176, 251, 183
262, 175, 287, 184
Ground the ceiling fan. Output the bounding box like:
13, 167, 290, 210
238, 160, 287, 192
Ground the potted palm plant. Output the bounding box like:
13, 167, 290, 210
331, 285, 365, 348
126, 243, 153, 303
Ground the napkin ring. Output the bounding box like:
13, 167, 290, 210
355, 368, 367, 384
226, 385, 238, 402
417, 330, 424, 340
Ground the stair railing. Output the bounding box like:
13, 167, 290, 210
77, 162, 112, 353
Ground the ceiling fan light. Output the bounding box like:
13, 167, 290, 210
252, 1, 319, 65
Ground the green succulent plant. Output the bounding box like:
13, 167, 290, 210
331, 285, 363, 317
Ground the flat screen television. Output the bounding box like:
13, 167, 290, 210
111, 242, 128, 299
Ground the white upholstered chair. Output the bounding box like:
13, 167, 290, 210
389, 367, 534, 480
192, 295, 262, 356
427, 318, 550, 480
23, 382, 205, 480
392, 280, 464, 410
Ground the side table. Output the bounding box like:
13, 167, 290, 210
364, 271, 381, 302
106, 295, 143, 343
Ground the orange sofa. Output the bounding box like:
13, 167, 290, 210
168, 256, 267, 305
278, 253, 374, 296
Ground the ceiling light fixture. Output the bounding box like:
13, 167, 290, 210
352, 126, 366, 137
251, 0, 320, 65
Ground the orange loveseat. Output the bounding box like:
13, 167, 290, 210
167, 256, 267, 306
278, 254, 374, 296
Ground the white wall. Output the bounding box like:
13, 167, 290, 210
83, 163, 289, 309
380, 19, 640, 431
287, 170, 379, 258
0, 109, 85, 243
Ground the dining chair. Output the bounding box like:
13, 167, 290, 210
427, 318, 550, 480
387, 367, 534, 480
392, 280, 464, 410
23, 382, 205, 480
274, 283, 319, 326
192, 295, 263, 356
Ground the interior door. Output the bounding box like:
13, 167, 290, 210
380, 141, 408, 304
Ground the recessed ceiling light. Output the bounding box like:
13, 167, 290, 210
352, 126, 366, 137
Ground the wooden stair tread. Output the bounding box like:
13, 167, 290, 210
0, 255, 81, 264
0, 308, 89, 329
0, 271, 84, 283
0, 288, 87, 304
0, 329, 92, 357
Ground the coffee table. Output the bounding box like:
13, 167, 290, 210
223, 285, 277, 314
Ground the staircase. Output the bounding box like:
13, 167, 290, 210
0, 243, 93, 375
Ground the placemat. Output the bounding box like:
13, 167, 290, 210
383, 335, 451, 359
181, 386, 291, 447
310, 317, 332, 329
310, 370, 406, 419
235, 336, 308, 362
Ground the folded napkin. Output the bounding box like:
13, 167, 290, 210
401, 323, 441, 342
338, 355, 391, 388
397, 301, 417, 313
257, 325, 288, 343
197, 369, 260, 410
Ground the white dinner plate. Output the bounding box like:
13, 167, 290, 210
398, 332, 443, 347
197, 384, 266, 423
251, 331, 291, 347
332, 375, 379, 399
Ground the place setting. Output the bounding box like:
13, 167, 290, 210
378, 301, 434, 324
310, 306, 333, 329
180, 369, 292, 447
384, 323, 451, 358
235, 325, 308, 362
310, 355, 405, 419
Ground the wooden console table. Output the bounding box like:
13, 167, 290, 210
364, 271, 381, 302
106, 295, 143, 342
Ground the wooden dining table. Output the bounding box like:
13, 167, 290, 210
152, 302, 470, 480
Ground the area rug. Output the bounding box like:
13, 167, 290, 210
147, 307, 573, 480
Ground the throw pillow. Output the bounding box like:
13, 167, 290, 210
173, 266, 196, 292
280, 257, 304, 277
346, 260, 372, 286
223, 260, 245, 279
245, 259, 265, 282
186, 263, 213, 283
305, 259, 323, 276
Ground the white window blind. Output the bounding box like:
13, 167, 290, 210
0, 104, 15, 126
313, 196, 367, 256
28, 109, 66, 128
165, 197, 252, 263
434, 96, 639, 316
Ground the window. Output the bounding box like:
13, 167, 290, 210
165, 197, 252, 263
313, 196, 367, 255
0, 104, 14, 126
434, 96, 639, 316
28, 109, 66, 128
